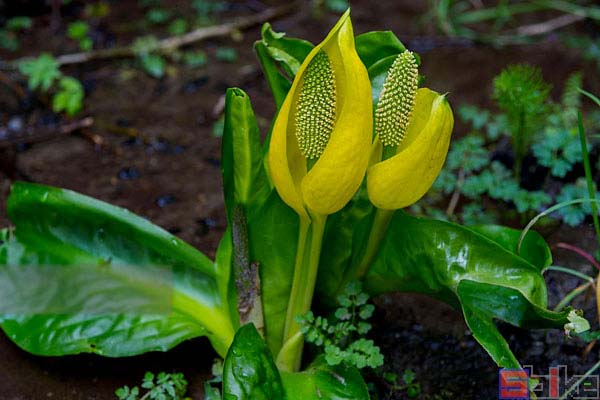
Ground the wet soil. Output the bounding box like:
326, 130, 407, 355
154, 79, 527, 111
1, 1, 600, 399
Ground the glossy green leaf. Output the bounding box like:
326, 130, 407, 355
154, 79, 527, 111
280, 356, 369, 400
221, 87, 270, 221
254, 23, 313, 108
222, 323, 285, 400
355, 31, 406, 70
221, 86, 296, 355
246, 191, 298, 356
459, 280, 569, 367
359, 211, 568, 367
0, 182, 235, 357
468, 224, 552, 271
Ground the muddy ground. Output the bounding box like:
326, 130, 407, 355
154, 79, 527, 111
1, 1, 600, 399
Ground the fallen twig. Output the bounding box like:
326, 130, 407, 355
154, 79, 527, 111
0, 117, 94, 149
1, 5, 295, 70
514, 13, 585, 36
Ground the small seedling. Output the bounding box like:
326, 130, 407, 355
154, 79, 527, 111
383, 368, 421, 398
67, 21, 93, 51
115, 371, 189, 400
297, 281, 384, 369
215, 47, 237, 63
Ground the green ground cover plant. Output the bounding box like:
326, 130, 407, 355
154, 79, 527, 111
0, 10, 586, 399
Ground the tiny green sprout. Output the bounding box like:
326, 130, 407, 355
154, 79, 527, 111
297, 281, 383, 369
52, 76, 84, 116
384, 368, 421, 398
115, 371, 188, 400
375, 50, 419, 148
565, 309, 590, 337
18, 53, 61, 91
215, 47, 238, 63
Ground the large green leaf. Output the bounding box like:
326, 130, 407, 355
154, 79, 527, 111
247, 191, 299, 356
0, 182, 235, 357
468, 224, 552, 271
221, 87, 272, 329
459, 280, 569, 368
221, 86, 298, 356
361, 211, 569, 367
222, 323, 285, 400
281, 357, 369, 400
222, 325, 369, 400
363, 211, 555, 306
221, 87, 270, 221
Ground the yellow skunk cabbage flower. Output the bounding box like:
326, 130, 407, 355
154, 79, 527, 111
367, 87, 454, 210
268, 10, 372, 218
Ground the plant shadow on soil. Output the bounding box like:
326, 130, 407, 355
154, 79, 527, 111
1, 0, 600, 398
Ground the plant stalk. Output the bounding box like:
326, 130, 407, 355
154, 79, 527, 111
278, 212, 327, 372
349, 208, 395, 282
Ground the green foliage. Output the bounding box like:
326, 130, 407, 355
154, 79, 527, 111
18, 53, 61, 91
132, 35, 161, 56
215, 47, 238, 63
297, 281, 384, 369
18, 54, 86, 116
115, 372, 188, 400
6, 16, 32, 31
67, 21, 89, 40
140, 54, 166, 78
443, 134, 489, 174
67, 21, 93, 51
325, 0, 349, 13
493, 64, 551, 171
222, 324, 286, 400
556, 178, 600, 226
203, 359, 224, 400
168, 18, 188, 35
428, 0, 600, 47
192, 0, 226, 17
563, 34, 600, 71
0, 22, 578, 397
212, 115, 224, 138
0, 30, 19, 51
560, 72, 583, 128
132, 35, 166, 78
532, 128, 582, 178
52, 76, 84, 116
146, 8, 172, 24
458, 104, 508, 140
422, 65, 596, 227
183, 50, 207, 68
383, 369, 421, 398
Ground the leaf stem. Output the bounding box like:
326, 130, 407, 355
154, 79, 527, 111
351, 208, 395, 281
554, 282, 592, 312
578, 111, 600, 252
543, 265, 594, 283
560, 358, 600, 400
278, 212, 327, 372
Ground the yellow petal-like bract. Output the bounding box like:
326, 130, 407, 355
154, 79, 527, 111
367, 88, 454, 210
268, 10, 372, 218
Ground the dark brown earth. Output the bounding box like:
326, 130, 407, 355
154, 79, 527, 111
1, 1, 600, 399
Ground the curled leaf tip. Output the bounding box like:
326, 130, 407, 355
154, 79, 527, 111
375, 50, 419, 147
295, 51, 337, 160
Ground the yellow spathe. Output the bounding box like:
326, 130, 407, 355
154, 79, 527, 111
367, 88, 454, 210
268, 10, 372, 218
